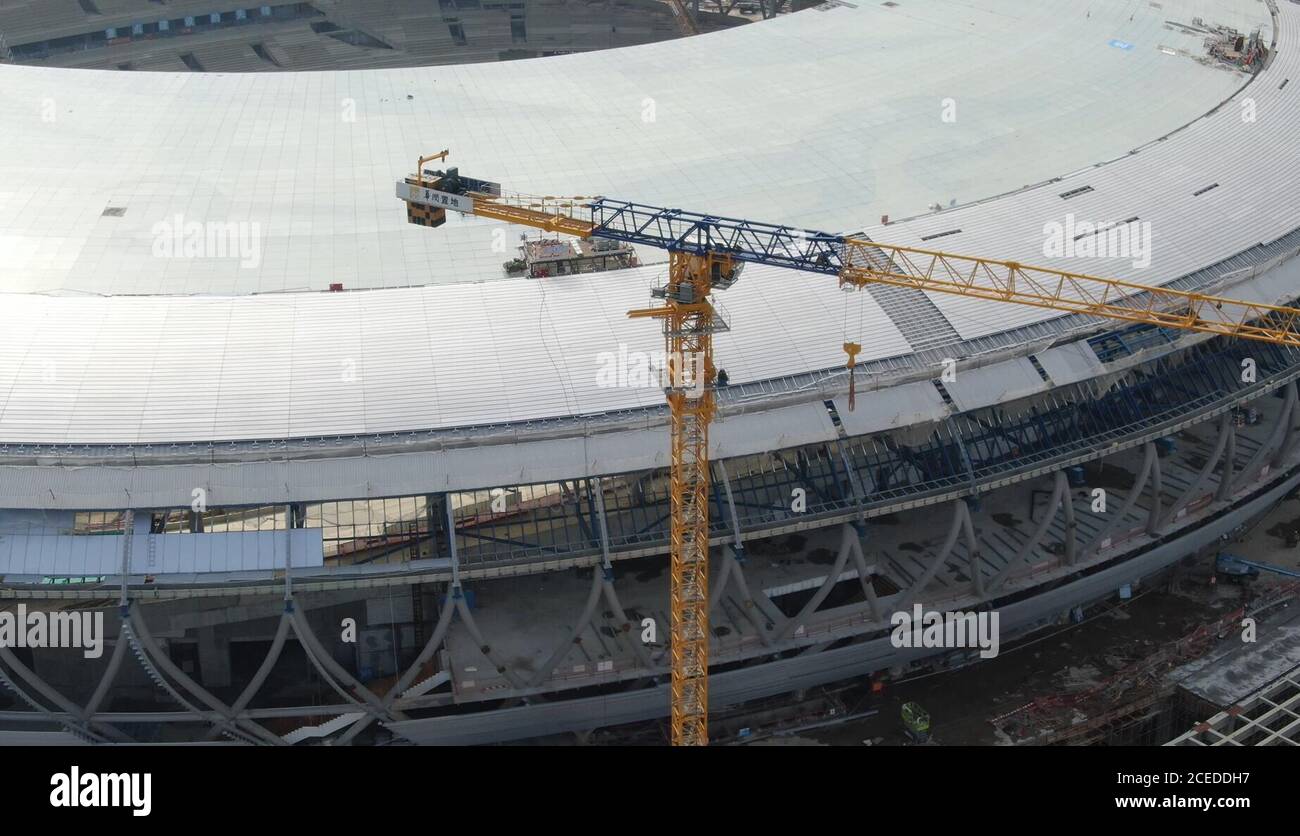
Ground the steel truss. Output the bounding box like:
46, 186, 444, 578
3, 372, 1299, 743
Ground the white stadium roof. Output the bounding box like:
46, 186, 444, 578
0, 0, 1298, 507
0, 0, 1272, 296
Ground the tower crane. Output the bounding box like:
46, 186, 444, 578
398, 152, 1300, 746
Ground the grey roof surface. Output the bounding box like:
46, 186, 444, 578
0, 0, 1268, 295
0, 0, 1293, 489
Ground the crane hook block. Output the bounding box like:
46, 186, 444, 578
843, 342, 862, 369
844, 342, 862, 412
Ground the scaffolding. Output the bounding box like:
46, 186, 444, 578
990, 582, 1300, 745
1168, 665, 1300, 745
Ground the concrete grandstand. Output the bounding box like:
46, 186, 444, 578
0, 0, 720, 71
1, 0, 1299, 745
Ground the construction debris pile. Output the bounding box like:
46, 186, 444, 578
1162, 17, 1271, 73
504, 235, 640, 279
1204, 23, 1269, 71
990, 582, 1299, 745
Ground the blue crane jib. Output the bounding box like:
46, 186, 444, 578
587, 199, 849, 276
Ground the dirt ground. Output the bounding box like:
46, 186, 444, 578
802, 491, 1300, 747
805, 588, 1220, 746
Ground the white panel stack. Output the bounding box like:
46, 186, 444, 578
0, 530, 325, 577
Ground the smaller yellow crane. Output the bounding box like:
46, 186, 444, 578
400, 152, 1300, 745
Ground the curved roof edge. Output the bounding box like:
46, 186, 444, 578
4, 245, 1299, 511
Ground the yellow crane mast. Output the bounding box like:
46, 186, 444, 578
398, 154, 1300, 746
624, 252, 739, 745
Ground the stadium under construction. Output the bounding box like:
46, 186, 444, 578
1, 0, 1299, 746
